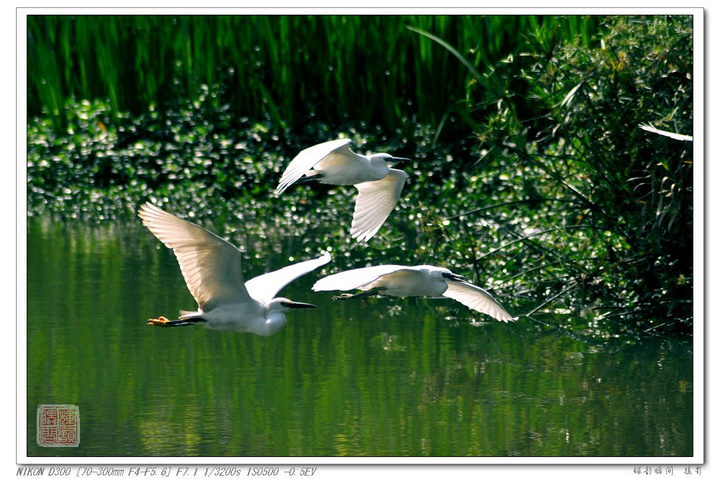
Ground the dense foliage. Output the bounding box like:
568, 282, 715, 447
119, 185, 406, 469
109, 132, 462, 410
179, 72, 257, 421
28, 15, 598, 132
446, 16, 694, 337
26, 15, 694, 339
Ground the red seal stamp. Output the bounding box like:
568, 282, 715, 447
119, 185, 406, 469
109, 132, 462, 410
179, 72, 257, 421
37, 404, 80, 447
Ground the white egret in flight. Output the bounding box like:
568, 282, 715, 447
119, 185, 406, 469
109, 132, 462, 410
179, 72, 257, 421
313, 264, 516, 322
138, 202, 331, 336
276, 139, 409, 242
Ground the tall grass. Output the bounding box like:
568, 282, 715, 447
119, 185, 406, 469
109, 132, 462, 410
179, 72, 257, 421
27, 15, 599, 132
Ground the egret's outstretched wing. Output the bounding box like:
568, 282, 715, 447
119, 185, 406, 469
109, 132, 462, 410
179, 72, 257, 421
443, 280, 515, 322
312, 142, 365, 170
350, 169, 407, 242
276, 139, 355, 194
138, 203, 251, 311
245, 252, 332, 304
639, 123, 693, 142
313, 265, 407, 292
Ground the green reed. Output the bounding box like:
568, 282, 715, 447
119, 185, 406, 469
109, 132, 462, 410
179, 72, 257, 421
27, 15, 598, 131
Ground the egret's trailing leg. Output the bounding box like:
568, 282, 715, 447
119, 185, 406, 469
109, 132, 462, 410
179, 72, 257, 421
332, 288, 384, 301
147, 316, 208, 327
294, 174, 324, 185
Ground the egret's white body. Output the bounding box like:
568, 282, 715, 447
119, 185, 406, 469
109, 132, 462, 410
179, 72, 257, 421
276, 139, 409, 242
313, 265, 516, 322
139, 203, 331, 336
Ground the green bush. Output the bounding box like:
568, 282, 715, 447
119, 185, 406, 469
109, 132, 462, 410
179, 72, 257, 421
424, 16, 693, 337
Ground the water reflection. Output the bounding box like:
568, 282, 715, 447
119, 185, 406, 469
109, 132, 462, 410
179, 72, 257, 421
26, 218, 693, 458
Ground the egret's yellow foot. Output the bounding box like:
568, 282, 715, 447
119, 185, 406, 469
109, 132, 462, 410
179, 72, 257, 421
148, 316, 171, 326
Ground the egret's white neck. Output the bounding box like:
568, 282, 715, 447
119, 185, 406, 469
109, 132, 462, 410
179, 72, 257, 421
257, 310, 287, 336
253, 299, 291, 336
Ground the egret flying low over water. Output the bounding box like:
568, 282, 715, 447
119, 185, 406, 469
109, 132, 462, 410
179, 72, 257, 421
138, 202, 331, 336
312, 264, 516, 322
276, 139, 409, 242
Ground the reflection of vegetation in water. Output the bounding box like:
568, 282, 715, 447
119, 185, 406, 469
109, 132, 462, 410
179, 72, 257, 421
27, 16, 693, 339
27, 219, 693, 457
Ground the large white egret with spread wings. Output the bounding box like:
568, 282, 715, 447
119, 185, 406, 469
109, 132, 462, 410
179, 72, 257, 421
139, 202, 331, 336
276, 139, 409, 242
312, 264, 516, 322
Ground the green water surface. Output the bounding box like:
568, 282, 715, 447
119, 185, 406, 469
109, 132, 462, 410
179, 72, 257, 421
26, 218, 693, 458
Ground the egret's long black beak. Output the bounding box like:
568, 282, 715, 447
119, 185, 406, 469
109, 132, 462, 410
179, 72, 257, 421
388, 157, 411, 168
443, 272, 470, 282
283, 300, 317, 309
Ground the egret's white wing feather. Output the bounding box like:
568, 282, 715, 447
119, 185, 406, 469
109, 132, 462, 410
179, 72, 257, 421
138, 203, 251, 311
313, 143, 364, 170
350, 169, 407, 242
245, 252, 332, 304
443, 280, 515, 322
313, 265, 408, 292
638, 123, 693, 142
276, 139, 353, 193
